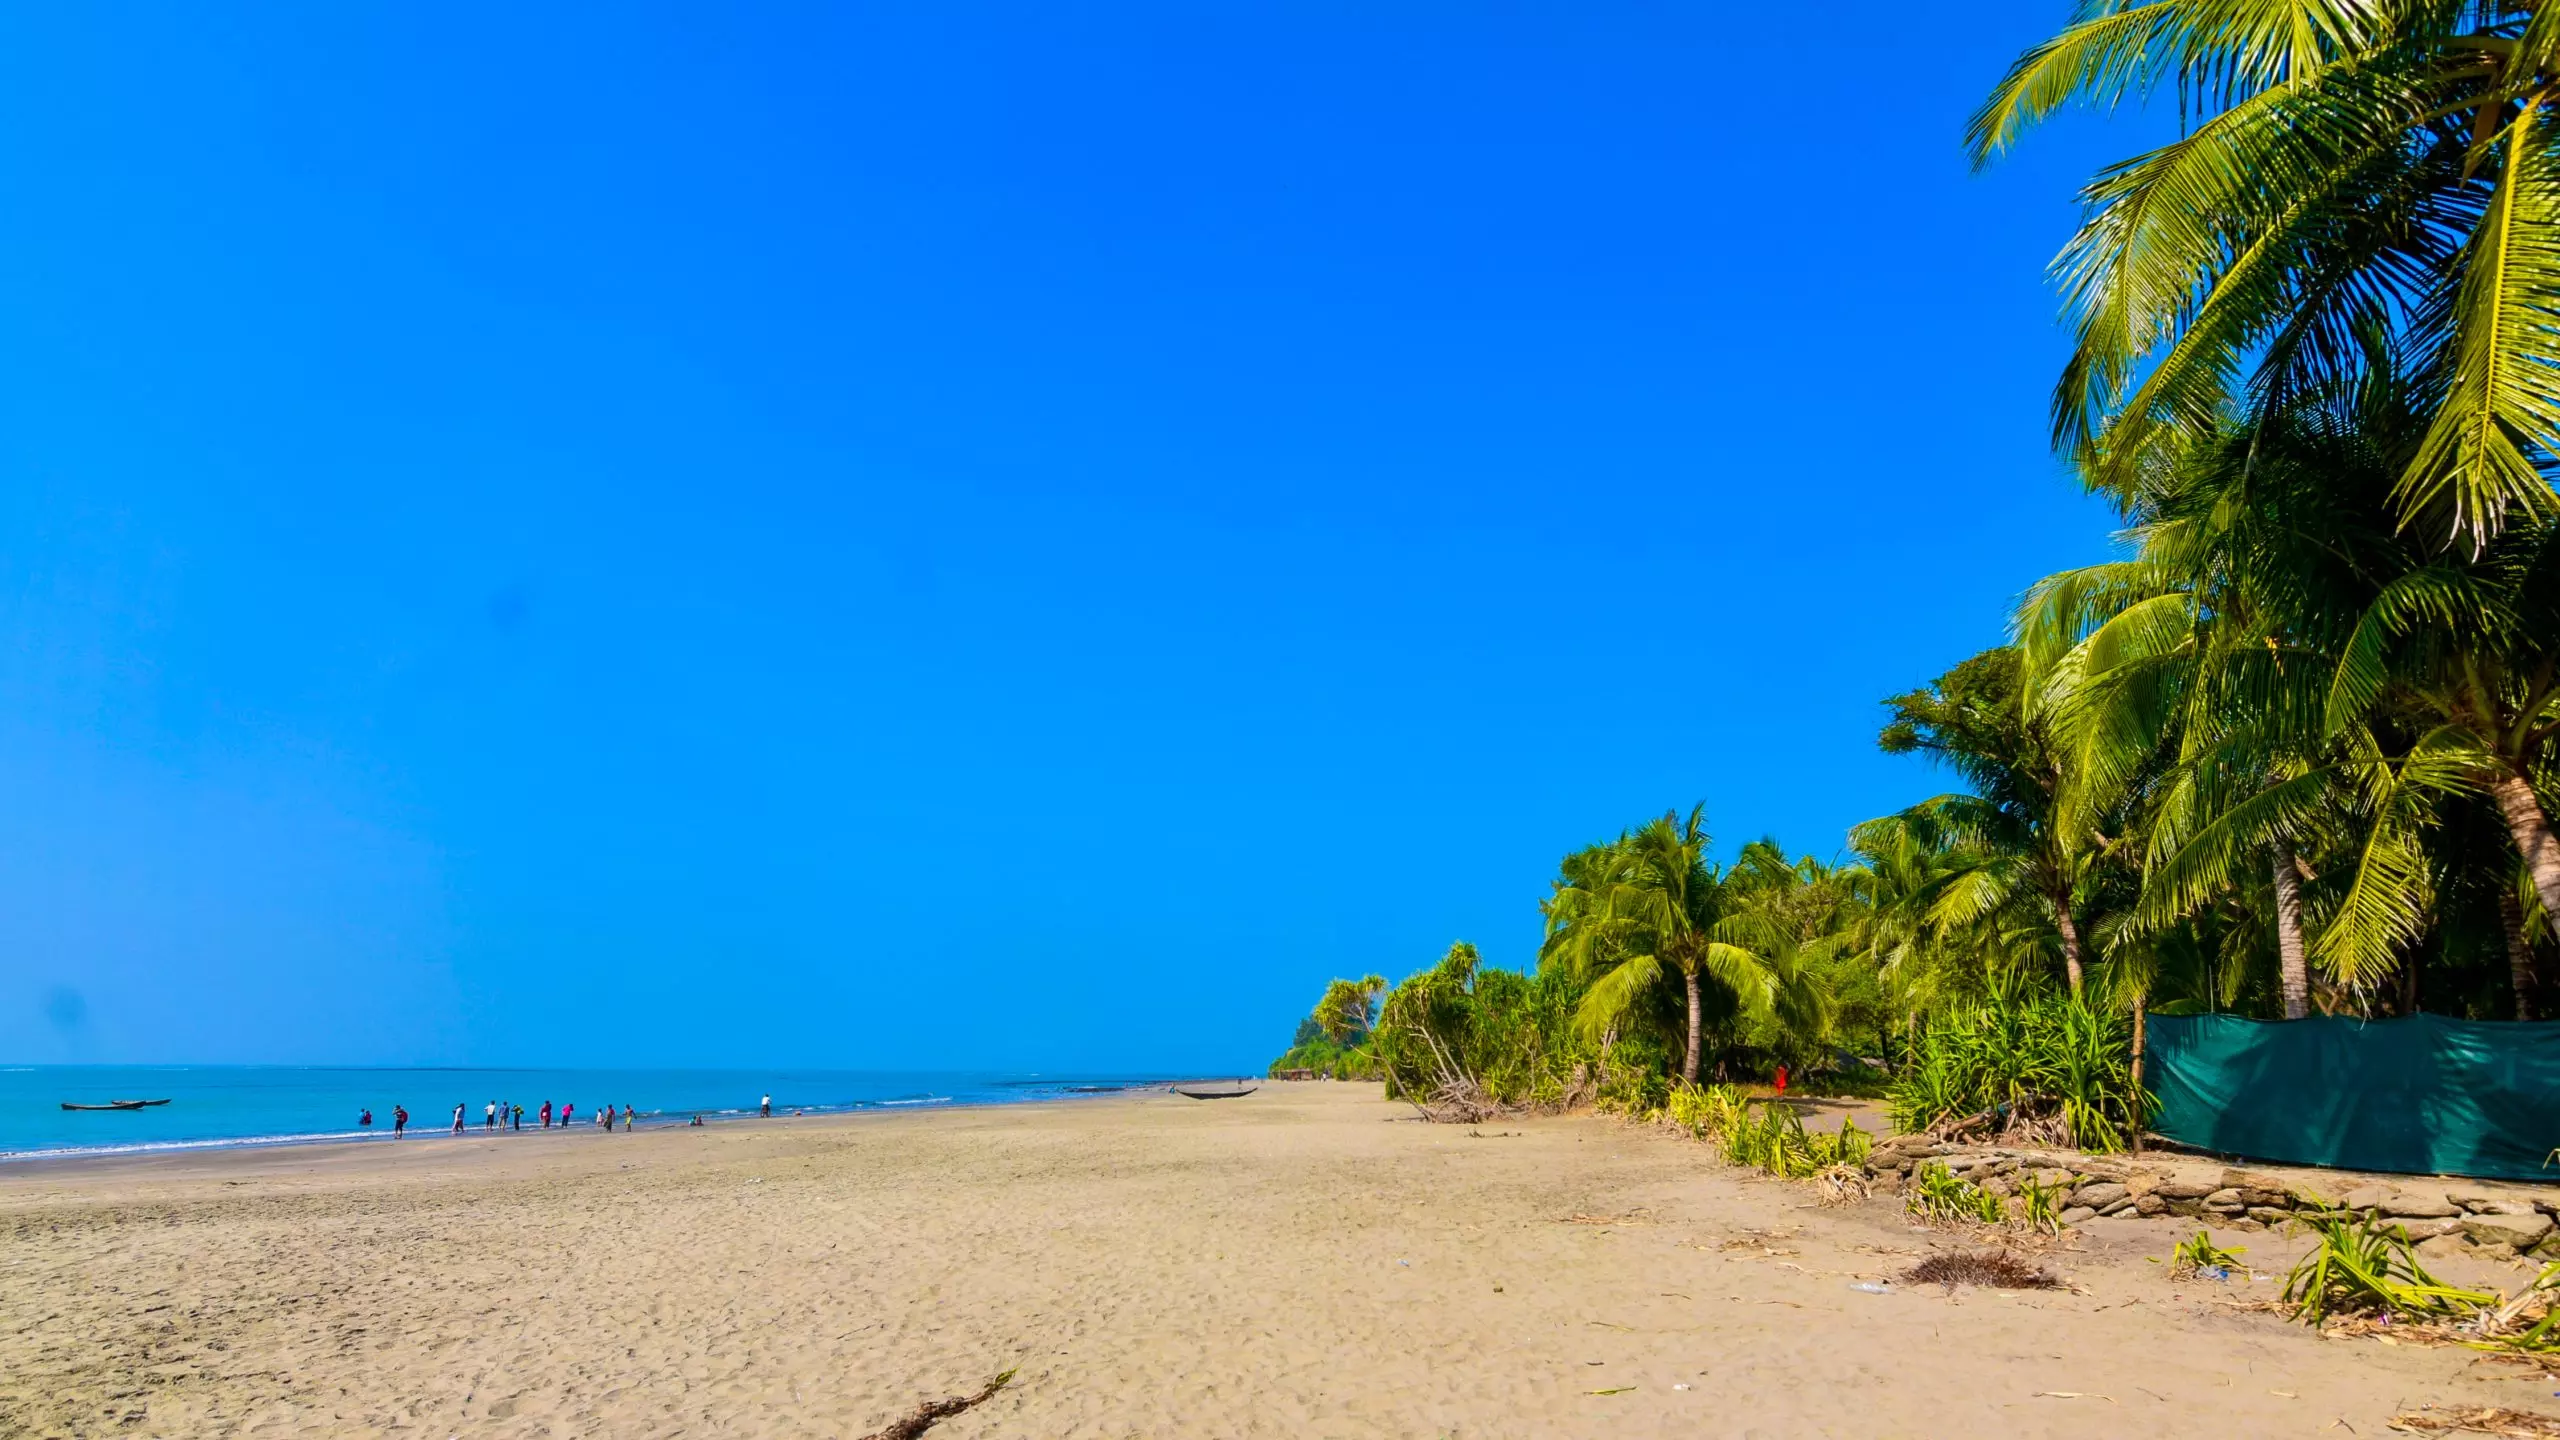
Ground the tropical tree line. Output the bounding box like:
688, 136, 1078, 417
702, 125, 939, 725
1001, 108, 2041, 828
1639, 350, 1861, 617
1273, 0, 2560, 1111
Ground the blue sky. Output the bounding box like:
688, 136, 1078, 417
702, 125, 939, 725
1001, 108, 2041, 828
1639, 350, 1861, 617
0, 4, 2157, 1070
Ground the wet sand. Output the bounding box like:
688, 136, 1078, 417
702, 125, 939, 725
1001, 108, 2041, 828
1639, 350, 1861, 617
0, 1083, 2541, 1437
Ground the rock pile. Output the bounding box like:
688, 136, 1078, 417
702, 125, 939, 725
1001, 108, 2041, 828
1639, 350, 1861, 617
1864, 1132, 2560, 1261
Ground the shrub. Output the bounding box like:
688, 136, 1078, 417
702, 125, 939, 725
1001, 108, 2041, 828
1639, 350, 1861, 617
2282, 1216, 2495, 1324
1374, 943, 1594, 1118
2164, 1230, 2246, 1279
1886, 993, 2147, 1153
1905, 1161, 2007, 1225
2011, 1172, 2068, 1236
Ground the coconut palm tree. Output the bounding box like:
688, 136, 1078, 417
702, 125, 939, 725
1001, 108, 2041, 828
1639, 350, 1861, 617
2017, 375, 2419, 1014
1878, 648, 2107, 996
2021, 358, 2560, 1007
2325, 514, 2560, 922
1538, 807, 1783, 1085
1973, 0, 2560, 552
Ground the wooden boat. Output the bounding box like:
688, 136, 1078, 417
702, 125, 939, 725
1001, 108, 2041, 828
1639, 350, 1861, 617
1172, 1082, 1257, 1100
59, 1099, 171, 1111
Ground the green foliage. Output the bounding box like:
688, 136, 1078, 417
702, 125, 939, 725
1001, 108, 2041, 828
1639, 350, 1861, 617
2164, 1230, 2247, 1279
1265, 1034, 1379, 1081
1372, 942, 1593, 1113
1887, 991, 2147, 1153
1974, 0, 2560, 549
2281, 1216, 2497, 1325
1313, 975, 1386, 1046
1269, 976, 1390, 1078
1539, 808, 1792, 1084
1710, 1099, 1868, 1182
1664, 1082, 1748, 1141
2013, 1173, 2068, 1237
1904, 1161, 2004, 1226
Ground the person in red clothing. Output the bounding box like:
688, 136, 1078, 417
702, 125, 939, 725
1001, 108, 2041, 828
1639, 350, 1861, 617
1774, 1065, 1789, 1096
392, 1105, 407, 1137
540, 1099, 553, 1129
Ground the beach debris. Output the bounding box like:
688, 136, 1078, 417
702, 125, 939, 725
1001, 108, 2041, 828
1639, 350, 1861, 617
1902, 1250, 2063, 1292
1586, 1386, 1636, 1396
2390, 1406, 2560, 1437
856, 1368, 1016, 1440
1559, 1208, 1652, 1226
1815, 1162, 1870, 1208
1847, 1281, 1891, 1294
2036, 1391, 2117, 1403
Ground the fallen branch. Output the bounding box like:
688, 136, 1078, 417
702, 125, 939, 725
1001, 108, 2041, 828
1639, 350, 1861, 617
858, 1368, 1017, 1440
2390, 1406, 2560, 1437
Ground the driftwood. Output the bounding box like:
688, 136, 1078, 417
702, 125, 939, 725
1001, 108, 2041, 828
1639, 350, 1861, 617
857, 1369, 1016, 1440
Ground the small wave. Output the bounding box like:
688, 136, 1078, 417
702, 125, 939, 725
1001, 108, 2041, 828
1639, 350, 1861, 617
877, 1096, 952, 1107
0, 1129, 386, 1162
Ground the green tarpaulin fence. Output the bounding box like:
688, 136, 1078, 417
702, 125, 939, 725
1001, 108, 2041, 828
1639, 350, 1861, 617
2148, 1013, 2560, 1181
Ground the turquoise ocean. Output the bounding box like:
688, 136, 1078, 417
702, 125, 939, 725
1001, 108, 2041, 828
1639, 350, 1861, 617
1, 1066, 1181, 1160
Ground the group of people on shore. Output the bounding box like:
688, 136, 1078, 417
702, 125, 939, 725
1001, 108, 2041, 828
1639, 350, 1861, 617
353, 1101, 642, 1137
349, 1094, 779, 1138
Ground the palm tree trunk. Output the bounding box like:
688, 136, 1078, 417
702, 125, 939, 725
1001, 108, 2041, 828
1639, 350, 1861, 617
1681, 966, 1703, 1085
2502, 884, 2537, 1022
2055, 900, 2085, 998
2272, 840, 2310, 1021
2491, 770, 2560, 927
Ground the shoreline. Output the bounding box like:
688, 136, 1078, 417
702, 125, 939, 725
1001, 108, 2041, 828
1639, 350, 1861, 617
0, 1072, 1205, 1169
0, 1080, 1188, 1175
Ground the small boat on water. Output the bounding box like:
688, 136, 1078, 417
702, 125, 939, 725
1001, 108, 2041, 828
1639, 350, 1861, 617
1172, 1082, 1257, 1100
59, 1099, 172, 1112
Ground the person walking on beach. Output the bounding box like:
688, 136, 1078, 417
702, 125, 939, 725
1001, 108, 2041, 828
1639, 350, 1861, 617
452, 1103, 465, 1134
562, 1101, 575, 1128
761, 1094, 772, 1118
512, 1103, 524, 1131
485, 1101, 498, 1130
540, 1100, 553, 1129
393, 1104, 408, 1137
621, 1103, 635, 1131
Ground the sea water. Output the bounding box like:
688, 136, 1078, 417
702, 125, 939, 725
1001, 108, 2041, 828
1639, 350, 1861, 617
0, 1066, 1179, 1160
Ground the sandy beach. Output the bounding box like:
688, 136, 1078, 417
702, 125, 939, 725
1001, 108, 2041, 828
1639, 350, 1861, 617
1, 1083, 2543, 1438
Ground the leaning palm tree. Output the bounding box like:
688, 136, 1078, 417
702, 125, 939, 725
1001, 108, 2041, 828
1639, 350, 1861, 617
2325, 514, 2560, 923
1974, 0, 2560, 552
1539, 808, 1781, 1084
